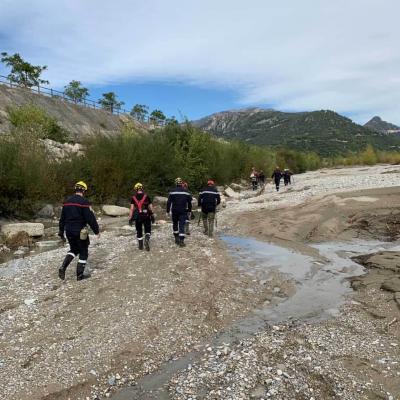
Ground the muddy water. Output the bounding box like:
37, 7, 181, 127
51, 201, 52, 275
111, 236, 395, 399
223, 236, 373, 321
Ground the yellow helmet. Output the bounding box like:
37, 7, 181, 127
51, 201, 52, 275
75, 181, 88, 191
175, 177, 183, 185
134, 182, 143, 191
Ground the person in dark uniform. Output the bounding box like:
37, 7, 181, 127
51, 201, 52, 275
182, 181, 192, 236
198, 179, 221, 237
58, 181, 100, 281
258, 170, 266, 188
283, 169, 293, 186
129, 183, 154, 251
167, 177, 192, 247
271, 166, 282, 192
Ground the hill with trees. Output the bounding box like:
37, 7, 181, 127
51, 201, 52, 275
193, 108, 400, 156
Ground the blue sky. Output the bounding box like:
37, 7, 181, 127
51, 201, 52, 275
0, 0, 399, 124
86, 82, 242, 120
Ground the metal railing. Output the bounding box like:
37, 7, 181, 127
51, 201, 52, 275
0, 74, 131, 116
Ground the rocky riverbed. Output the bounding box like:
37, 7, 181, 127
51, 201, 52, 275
1, 164, 400, 400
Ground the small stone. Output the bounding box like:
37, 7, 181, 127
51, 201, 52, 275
108, 376, 116, 386
24, 299, 37, 306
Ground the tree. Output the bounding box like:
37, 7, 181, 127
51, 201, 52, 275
98, 92, 124, 113
166, 116, 179, 126
130, 104, 149, 121
149, 109, 166, 125
0, 52, 49, 88
64, 80, 89, 104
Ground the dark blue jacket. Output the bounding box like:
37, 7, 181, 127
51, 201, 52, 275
59, 194, 99, 235
198, 186, 221, 212
167, 186, 192, 214
271, 170, 282, 181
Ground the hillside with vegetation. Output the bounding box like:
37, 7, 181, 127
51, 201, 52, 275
194, 108, 400, 156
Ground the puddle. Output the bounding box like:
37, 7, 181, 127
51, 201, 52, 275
222, 236, 394, 321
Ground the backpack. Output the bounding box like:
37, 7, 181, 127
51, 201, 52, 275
132, 194, 150, 221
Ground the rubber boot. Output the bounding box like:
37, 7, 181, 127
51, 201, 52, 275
185, 222, 190, 236
208, 220, 214, 237
208, 213, 215, 237
59, 254, 74, 280
174, 233, 179, 245
179, 236, 186, 247
144, 234, 150, 251
77, 262, 89, 281
138, 239, 144, 250
202, 214, 208, 236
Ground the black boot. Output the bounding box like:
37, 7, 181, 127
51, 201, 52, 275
138, 239, 144, 250
174, 233, 179, 245
179, 236, 186, 247
59, 254, 74, 280
77, 262, 89, 281
144, 234, 150, 251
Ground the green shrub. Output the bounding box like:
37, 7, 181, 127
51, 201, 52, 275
7, 103, 69, 143
0, 132, 60, 217
2, 119, 399, 217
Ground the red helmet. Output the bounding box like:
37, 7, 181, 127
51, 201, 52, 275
207, 179, 215, 186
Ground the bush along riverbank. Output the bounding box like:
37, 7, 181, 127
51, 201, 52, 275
1, 104, 400, 217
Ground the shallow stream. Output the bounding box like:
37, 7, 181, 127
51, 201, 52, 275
110, 235, 400, 399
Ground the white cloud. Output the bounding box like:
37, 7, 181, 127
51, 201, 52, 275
0, 0, 399, 124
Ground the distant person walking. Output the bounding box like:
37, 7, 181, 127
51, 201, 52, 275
129, 183, 154, 251
198, 179, 221, 237
283, 169, 293, 186
167, 178, 192, 247
258, 170, 266, 188
250, 167, 258, 191
58, 181, 100, 281
271, 167, 282, 192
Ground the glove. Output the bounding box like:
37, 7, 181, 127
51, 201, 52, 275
58, 232, 66, 243
151, 215, 155, 224
128, 218, 134, 226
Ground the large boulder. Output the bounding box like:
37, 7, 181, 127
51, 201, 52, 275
230, 183, 243, 191
102, 205, 130, 217
224, 187, 240, 199
1, 223, 44, 238
36, 204, 55, 219
6, 231, 31, 249
153, 196, 168, 206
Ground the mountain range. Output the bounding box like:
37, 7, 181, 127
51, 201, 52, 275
193, 108, 400, 157
364, 116, 400, 134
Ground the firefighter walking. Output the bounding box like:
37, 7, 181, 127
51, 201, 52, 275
167, 177, 192, 247
198, 179, 221, 237
58, 181, 100, 281
129, 183, 154, 251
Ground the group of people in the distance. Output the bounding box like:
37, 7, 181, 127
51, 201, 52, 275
57, 178, 221, 281
251, 166, 293, 192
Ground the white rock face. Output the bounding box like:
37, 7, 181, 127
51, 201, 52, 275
102, 205, 130, 217
224, 187, 240, 199
1, 223, 45, 238
42, 139, 84, 161
1, 222, 44, 238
